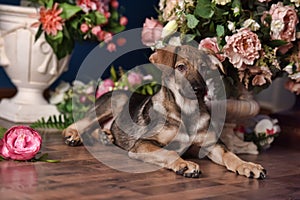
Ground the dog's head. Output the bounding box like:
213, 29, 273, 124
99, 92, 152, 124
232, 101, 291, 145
149, 45, 223, 100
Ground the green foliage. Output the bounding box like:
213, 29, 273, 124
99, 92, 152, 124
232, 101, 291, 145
195, 0, 214, 19
0, 126, 7, 139
30, 114, 74, 130
60, 3, 81, 19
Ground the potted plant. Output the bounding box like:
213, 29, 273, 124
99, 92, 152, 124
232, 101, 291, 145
0, 0, 127, 122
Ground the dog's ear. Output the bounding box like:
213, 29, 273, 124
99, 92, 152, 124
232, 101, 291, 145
199, 48, 225, 74
149, 46, 178, 74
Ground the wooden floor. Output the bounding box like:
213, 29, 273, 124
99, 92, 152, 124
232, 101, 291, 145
0, 121, 300, 200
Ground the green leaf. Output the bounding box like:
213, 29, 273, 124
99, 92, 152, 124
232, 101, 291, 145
268, 40, 288, 48
216, 25, 225, 37
94, 12, 107, 25
0, 126, 7, 139
34, 153, 60, 163
60, 3, 81, 20
46, 0, 53, 9
195, 0, 214, 19
186, 14, 199, 29
110, 66, 118, 82
146, 85, 153, 95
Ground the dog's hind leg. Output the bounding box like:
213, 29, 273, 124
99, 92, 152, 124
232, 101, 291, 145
128, 140, 201, 178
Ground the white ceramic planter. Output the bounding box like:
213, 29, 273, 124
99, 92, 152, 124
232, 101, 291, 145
0, 4, 70, 123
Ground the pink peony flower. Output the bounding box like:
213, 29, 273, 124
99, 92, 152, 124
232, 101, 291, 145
141, 18, 163, 47
0, 126, 42, 161
199, 37, 225, 62
223, 28, 261, 69
127, 72, 143, 86
96, 79, 115, 98
39, 3, 64, 36
267, 2, 299, 42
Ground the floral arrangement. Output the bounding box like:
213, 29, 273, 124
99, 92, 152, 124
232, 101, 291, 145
235, 115, 281, 151
0, 125, 58, 162
32, 66, 159, 129
29, 0, 128, 59
141, 0, 300, 97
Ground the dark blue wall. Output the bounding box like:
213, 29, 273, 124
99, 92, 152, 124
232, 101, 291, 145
0, 0, 159, 89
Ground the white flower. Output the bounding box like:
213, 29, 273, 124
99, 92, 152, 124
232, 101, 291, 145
49, 93, 65, 105
290, 0, 300, 7
227, 21, 236, 32
289, 72, 300, 80
242, 19, 260, 31
143, 74, 153, 81
161, 20, 178, 38
233, 7, 240, 16
212, 0, 231, 5
270, 19, 285, 39
168, 36, 182, 46
254, 118, 280, 136
55, 81, 70, 93
283, 64, 294, 74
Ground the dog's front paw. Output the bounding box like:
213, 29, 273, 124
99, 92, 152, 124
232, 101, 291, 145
236, 162, 267, 179
62, 128, 82, 147
172, 160, 201, 178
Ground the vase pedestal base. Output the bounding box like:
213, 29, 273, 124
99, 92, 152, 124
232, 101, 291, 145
0, 98, 60, 123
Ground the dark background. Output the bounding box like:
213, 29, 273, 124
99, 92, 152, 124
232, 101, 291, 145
0, 0, 160, 89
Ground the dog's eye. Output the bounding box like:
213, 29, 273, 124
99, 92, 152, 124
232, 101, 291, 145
176, 64, 187, 72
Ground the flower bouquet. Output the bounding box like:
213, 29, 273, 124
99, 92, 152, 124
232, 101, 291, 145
142, 0, 300, 97
28, 0, 128, 59
31, 66, 160, 129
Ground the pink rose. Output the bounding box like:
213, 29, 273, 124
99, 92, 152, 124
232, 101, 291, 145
91, 26, 101, 35
268, 2, 299, 42
106, 42, 116, 52
223, 28, 261, 69
80, 23, 89, 33
111, 0, 119, 9
0, 126, 42, 161
96, 79, 115, 98
141, 18, 163, 47
199, 37, 225, 62
127, 72, 143, 86
119, 16, 128, 26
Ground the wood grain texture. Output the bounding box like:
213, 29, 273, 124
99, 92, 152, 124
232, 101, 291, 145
0, 129, 299, 200
1, 89, 300, 200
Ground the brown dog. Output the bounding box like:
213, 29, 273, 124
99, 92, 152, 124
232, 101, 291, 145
62, 45, 266, 179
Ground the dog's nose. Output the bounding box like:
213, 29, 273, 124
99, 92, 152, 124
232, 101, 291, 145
192, 85, 208, 96
192, 86, 203, 93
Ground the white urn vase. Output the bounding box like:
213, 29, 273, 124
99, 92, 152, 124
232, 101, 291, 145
0, 4, 70, 123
